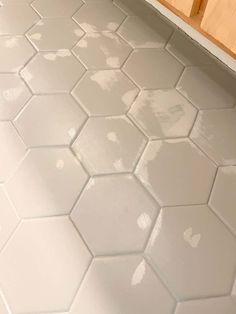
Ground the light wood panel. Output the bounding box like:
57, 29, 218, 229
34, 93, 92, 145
164, 0, 202, 17
201, 0, 236, 54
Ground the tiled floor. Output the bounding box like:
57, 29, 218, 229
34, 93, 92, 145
0, 0, 236, 313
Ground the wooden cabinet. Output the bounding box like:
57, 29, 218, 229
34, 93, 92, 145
164, 0, 202, 17
201, 0, 236, 55
157, 0, 236, 58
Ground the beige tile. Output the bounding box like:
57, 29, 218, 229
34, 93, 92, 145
177, 66, 236, 109
118, 15, 173, 48
176, 297, 236, 314
70, 256, 175, 314
71, 174, 159, 255
113, 0, 135, 15
0, 0, 32, 3
72, 70, 139, 116
191, 109, 236, 165
0, 5, 39, 35
73, 32, 132, 69
0, 74, 31, 120
0, 187, 19, 250
123, 49, 183, 89
0, 36, 35, 72
129, 89, 197, 139
73, 2, 126, 32
20, 51, 85, 93
72, 116, 146, 175
166, 30, 214, 66
0, 294, 9, 314
209, 166, 236, 235
136, 139, 216, 206
14, 94, 87, 146
146, 205, 236, 299
32, 0, 83, 17
0, 217, 91, 314
5, 148, 88, 218
0, 122, 26, 182
27, 18, 84, 51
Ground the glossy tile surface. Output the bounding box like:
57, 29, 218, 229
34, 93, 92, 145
191, 109, 236, 165
72, 69, 139, 116
146, 205, 236, 299
136, 139, 216, 205
123, 49, 183, 88
129, 89, 197, 139
71, 174, 158, 255
0, 1, 236, 313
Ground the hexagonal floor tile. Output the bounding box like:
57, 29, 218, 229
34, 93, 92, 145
0, 122, 26, 183
123, 49, 183, 89
0, 5, 39, 35
166, 30, 214, 66
73, 32, 132, 69
209, 166, 236, 235
0, 0, 33, 3
135, 139, 216, 206
0, 74, 31, 120
118, 15, 173, 48
0, 217, 92, 314
20, 51, 85, 93
72, 70, 139, 116
191, 109, 236, 165
177, 65, 236, 109
0, 187, 19, 250
70, 256, 175, 314
72, 116, 146, 175
0, 36, 35, 72
32, 0, 83, 17
5, 148, 88, 218
129, 89, 197, 139
73, 2, 126, 32
27, 18, 84, 51
14, 94, 87, 146
71, 174, 158, 255
146, 205, 236, 299
176, 297, 236, 314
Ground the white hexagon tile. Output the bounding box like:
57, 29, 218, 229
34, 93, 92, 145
0, 1, 236, 314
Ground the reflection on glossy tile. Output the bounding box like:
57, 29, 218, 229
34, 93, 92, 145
32, 0, 83, 17
209, 166, 236, 235
27, 18, 84, 51
129, 89, 196, 139
5, 148, 88, 218
70, 256, 175, 314
146, 205, 236, 299
73, 32, 132, 69
177, 66, 236, 109
14, 94, 87, 146
0, 36, 35, 72
72, 70, 139, 116
0, 74, 31, 120
118, 15, 172, 48
0, 217, 91, 314
136, 139, 216, 205
0, 5, 39, 35
0, 122, 26, 182
176, 296, 236, 314
72, 116, 146, 175
191, 109, 236, 165
166, 30, 214, 66
71, 174, 158, 255
0, 293, 8, 314
21, 51, 85, 93
0, 187, 19, 250
73, 2, 125, 32
123, 49, 183, 88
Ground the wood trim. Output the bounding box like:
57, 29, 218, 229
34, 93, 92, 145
163, 0, 202, 17
156, 0, 236, 59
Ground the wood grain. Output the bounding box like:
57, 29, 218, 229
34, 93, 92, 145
164, 0, 202, 17
201, 0, 236, 54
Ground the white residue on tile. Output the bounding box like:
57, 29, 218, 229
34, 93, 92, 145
107, 132, 118, 143
91, 70, 118, 91
183, 227, 201, 248
106, 56, 119, 67
131, 259, 146, 286
30, 33, 42, 41
56, 159, 65, 170
2, 85, 24, 102
5, 37, 19, 48
137, 212, 151, 230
